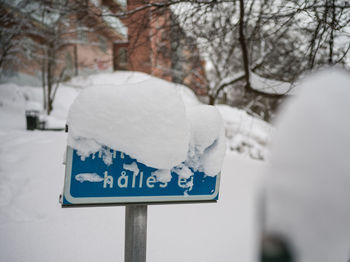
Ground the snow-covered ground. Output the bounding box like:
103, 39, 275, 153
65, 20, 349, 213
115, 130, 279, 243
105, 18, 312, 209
0, 130, 264, 262
0, 72, 268, 262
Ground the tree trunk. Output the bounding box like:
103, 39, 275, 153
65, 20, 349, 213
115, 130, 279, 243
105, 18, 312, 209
42, 54, 47, 112
308, 21, 321, 69
74, 44, 78, 76
328, 0, 335, 65
238, 0, 251, 89
47, 45, 54, 115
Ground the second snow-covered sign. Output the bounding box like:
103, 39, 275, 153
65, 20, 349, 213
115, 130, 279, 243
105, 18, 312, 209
62, 73, 225, 206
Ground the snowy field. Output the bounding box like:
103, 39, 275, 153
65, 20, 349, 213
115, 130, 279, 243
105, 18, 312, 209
0, 72, 269, 262
0, 130, 265, 262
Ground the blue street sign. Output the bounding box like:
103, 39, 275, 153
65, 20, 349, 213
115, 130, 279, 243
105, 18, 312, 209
62, 146, 220, 206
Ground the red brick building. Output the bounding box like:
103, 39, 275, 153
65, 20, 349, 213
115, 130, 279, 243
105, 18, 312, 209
1, 0, 207, 95
0, 0, 127, 85
106, 0, 208, 95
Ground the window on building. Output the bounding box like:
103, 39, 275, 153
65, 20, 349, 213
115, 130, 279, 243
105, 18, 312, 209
98, 35, 108, 53
114, 47, 128, 70
65, 51, 73, 76
23, 38, 34, 59
118, 48, 128, 65
77, 27, 88, 43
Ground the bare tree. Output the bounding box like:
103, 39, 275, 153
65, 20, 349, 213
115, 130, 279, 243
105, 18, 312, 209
265, 0, 350, 70
166, 1, 300, 120
3, 0, 350, 119
0, 1, 41, 74
1, 0, 121, 114
139, 0, 350, 119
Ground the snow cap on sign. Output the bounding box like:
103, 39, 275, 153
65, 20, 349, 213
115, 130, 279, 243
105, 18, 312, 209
67, 72, 226, 181
67, 77, 190, 170
186, 105, 226, 177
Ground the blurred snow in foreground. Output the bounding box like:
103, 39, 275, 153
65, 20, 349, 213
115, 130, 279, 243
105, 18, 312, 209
262, 69, 350, 262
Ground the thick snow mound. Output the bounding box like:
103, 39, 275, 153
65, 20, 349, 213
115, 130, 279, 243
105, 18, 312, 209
178, 85, 200, 107
200, 126, 226, 177
68, 71, 151, 87
185, 105, 226, 177
262, 69, 350, 262
68, 77, 190, 170
187, 105, 223, 153
68, 73, 225, 180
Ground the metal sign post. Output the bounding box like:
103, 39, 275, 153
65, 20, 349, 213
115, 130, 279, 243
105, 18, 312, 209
125, 205, 147, 262
61, 145, 222, 262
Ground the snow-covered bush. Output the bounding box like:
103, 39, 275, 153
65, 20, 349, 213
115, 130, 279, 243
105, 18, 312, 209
217, 105, 273, 160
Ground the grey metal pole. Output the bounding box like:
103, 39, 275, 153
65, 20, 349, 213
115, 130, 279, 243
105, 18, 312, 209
125, 204, 148, 262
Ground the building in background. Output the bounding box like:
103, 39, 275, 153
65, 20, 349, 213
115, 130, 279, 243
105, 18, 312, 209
116, 0, 207, 95
0, 0, 207, 96
0, 0, 127, 86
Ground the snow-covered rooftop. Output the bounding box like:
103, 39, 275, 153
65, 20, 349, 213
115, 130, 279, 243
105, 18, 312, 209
219, 72, 295, 95
114, 0, 127, 8
3, 0, 60, 27
250, 72, 295, 95
101, 7, 128, 38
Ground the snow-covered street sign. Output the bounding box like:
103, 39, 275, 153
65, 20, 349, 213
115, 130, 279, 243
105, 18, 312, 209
58, 73, 226, 262
62, 75, 225, 206
62, 146, 220, 206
